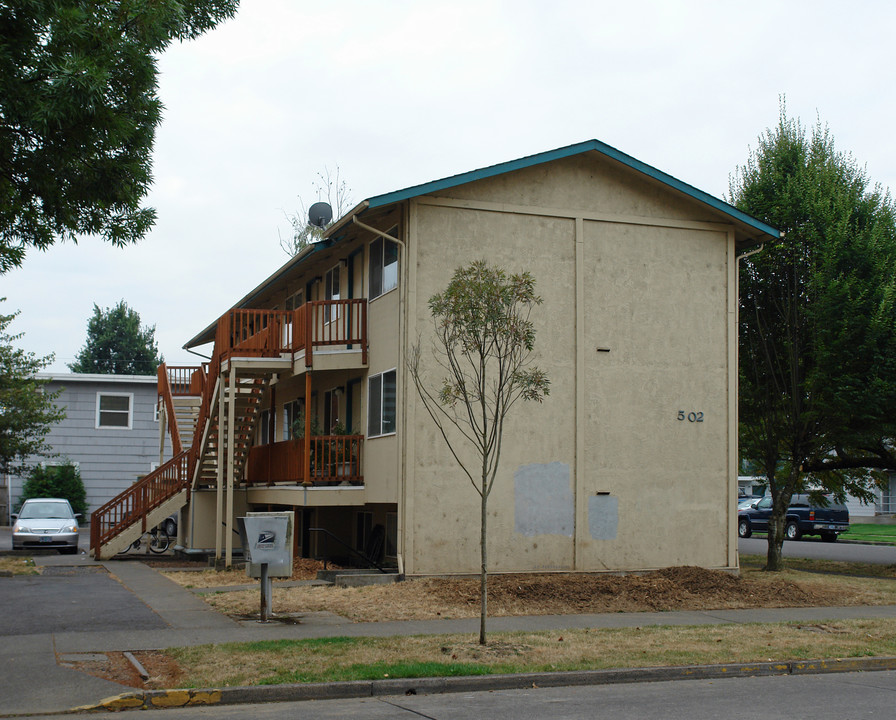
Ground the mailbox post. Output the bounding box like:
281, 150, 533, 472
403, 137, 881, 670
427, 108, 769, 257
237, 512, 294, 622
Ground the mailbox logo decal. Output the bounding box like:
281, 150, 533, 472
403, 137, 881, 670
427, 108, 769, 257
256, 531, 276, 549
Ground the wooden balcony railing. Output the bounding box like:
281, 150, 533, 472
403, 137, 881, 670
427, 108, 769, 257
246, 435, 364, 486
293, 299, 368, 367
90, 451, 189, 554
212, 300, 368, 367
162, 365, 205, 396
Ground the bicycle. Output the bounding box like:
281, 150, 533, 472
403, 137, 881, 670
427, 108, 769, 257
119, 525, 170, 554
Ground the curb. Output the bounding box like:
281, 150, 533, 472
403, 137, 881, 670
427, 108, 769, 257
70, 656, 896, 712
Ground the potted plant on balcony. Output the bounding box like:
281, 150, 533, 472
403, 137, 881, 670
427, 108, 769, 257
291, 412, 323, 481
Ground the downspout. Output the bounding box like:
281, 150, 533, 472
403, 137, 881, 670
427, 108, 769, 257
352, 214, 408, 575
736, 242, 766, 262
351, 216, 407, 252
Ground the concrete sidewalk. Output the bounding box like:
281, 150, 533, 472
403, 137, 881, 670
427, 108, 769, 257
3, 554, 896, 716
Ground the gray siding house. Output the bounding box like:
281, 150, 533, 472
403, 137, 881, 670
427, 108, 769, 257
2, 373, 170, 523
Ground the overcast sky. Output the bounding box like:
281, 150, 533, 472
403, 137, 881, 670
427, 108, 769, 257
5, 0, 895, 373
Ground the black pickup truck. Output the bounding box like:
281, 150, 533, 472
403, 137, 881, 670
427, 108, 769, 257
737, 494, 850, 542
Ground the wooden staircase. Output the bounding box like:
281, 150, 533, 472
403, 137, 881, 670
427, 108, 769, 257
89, 303, 368, 559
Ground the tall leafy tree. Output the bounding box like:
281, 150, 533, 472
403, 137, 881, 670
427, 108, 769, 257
408, 261, 550, 644
69, 300, 162, 375
0, 0, 239, 272
731, 105, 896, 570
0, 301, 65, 477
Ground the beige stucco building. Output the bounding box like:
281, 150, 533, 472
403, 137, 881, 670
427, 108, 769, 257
90, 141, 779, 575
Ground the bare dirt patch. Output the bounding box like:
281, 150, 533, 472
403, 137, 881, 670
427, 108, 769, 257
162, 558, 338, 589
196, 565, 875, 622
61, 651, 182, 690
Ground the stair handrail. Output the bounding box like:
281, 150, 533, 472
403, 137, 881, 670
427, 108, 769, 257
188, 357, 219, 485
89, 450, 190, 556
157, 364, 183, 456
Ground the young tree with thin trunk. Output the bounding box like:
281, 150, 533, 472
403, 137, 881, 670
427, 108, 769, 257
731, 104, 896, 571
408, 261, 550, 644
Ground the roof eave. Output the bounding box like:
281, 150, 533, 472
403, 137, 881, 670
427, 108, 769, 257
366, 139, 781, 242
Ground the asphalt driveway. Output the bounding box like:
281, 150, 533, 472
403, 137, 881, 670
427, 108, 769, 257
0, 564, 168, 637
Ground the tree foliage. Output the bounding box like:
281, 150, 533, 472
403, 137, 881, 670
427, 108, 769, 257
280, 166, 353, 256
18, 461, 87, 517
69, 299, 162, 375
0, 302, 65, 477
408, 261, 550, 644
0, 0, 239, 272
731, 103, 896, 570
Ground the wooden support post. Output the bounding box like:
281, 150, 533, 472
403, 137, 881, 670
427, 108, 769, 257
215, 374, 224, 561
303, 371, 312, 486
226, 365, 236, 567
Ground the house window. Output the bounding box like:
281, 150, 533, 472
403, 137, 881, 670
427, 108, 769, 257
285, 290, 304, 312
324, 263, 341, 323
283, 399, 303, 441
367, 369, 396, 437
369, 230, 398, 300
324, 388, 341, 434
96, 393, 132, 429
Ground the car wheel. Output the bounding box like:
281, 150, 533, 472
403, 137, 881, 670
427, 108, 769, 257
821, 531, 838, 542
785, 521, 802, 541
164, 519, 177, 538
738, 518, 752, 538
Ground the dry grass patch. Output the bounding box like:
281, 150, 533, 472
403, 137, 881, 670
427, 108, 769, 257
0, 556, 39, 575
168, 618, 896, 688
162, 558, 334, 589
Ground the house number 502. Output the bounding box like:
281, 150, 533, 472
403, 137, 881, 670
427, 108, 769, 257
677, 411, 704, 423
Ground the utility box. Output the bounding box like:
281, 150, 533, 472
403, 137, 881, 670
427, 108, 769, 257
238, 512, 294, 578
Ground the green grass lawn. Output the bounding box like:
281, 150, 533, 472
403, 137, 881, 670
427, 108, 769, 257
745, 523, 896, 544
841, 523, 896, 544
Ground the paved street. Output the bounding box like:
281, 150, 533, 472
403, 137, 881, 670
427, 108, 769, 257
739, 535, 895, 564
15, 669, 896, 719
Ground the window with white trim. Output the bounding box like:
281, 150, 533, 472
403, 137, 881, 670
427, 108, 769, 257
367, 369, 396, 437
96, 393, 132, 429
369, 230, 398, 300
324, 263, 341, 323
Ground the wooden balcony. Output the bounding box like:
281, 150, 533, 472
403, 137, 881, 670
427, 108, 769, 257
246, 435, 364, 486
216, 299, 368, 369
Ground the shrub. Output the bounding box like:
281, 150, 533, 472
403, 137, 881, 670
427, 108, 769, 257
17, 463, 88, 517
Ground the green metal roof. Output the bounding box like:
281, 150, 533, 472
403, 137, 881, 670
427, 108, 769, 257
366, 139, 781, 239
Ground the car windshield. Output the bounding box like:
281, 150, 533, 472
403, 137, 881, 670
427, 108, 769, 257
19, 502, 74, 520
